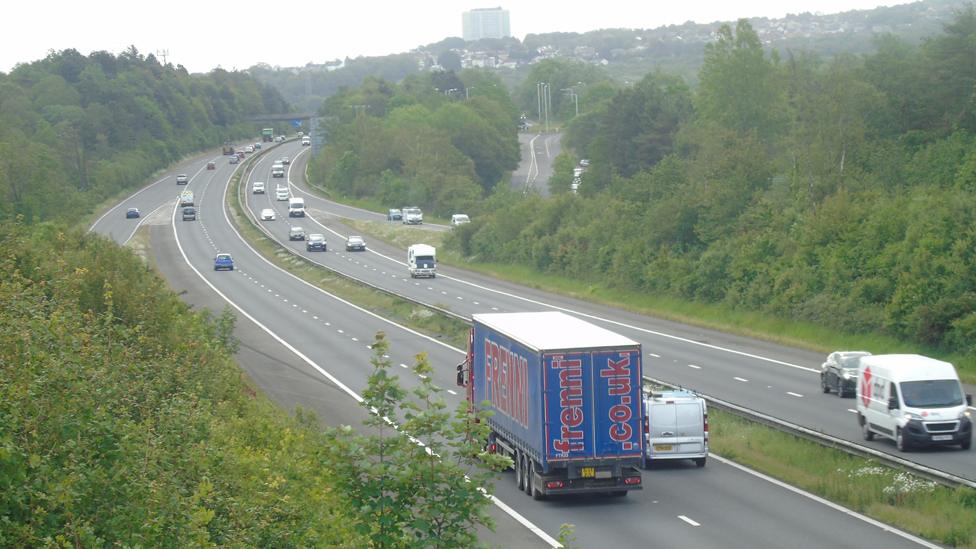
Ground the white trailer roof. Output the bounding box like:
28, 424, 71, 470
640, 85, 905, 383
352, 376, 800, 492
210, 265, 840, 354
859, 354, 958, 382
473, 311, 639, 352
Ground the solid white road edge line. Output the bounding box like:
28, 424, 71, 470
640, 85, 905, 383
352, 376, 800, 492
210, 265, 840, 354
284, 177, 820, 377
171, 196, 562, 549
198, 154, 561, 547
122, 202, 168, 245
711, 454, 941, 548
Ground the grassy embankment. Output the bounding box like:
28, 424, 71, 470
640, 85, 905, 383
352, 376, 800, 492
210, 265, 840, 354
232, 168, 976, 547
233, 181, 976, 547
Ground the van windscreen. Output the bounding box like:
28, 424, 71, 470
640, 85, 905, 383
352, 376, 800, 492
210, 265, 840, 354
899, 380, 964, 408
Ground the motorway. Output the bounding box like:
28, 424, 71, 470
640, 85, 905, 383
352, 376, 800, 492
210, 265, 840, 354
280, 144, 975, 484
90, 140, 943, 548
512, 131, 562, 196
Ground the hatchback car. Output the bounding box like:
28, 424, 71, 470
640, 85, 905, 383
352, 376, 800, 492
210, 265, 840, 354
345, 235, 366, 251
306, 234, 327, 251
245, 145, 254, 153
387, 208, 402, 221
289, 226, 306, 241
182, 206, 196, 221
125, 207, 140, 219
821, 351, 872, 397
229, 155, 240, 164
253, 142, 262, 150
214, 253, 234, 271
206, 161, 216, 170
236, 151, 246, 159
260, 208, 276, 221
252, 181, 265, 194
176, 174, 188, 185
281, 156, 290, 165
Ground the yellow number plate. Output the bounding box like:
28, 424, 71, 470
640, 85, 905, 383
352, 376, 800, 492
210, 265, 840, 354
653, 444, 673, 451
581, 467, 595, 478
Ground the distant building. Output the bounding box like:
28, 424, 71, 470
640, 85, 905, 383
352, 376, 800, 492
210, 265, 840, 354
462, 7, 511, 41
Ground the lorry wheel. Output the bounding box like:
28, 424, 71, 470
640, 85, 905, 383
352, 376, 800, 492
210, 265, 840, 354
896, 428, 910, 451
694, 457, 706, 468
515, 451, 524, 491
861, 418, 874, 441
523, 457, 532, 496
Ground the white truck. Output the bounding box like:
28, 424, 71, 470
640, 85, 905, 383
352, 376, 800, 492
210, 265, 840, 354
407, 244, 436, 278
857, 354, 972, 451
288, 197, 306, 217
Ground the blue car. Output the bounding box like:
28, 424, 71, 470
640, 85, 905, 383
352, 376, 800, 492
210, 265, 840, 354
214, 253, 235, 271
125, 207, 140, 219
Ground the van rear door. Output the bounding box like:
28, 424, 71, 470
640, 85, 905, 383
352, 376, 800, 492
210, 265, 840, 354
647, 399, 705, 457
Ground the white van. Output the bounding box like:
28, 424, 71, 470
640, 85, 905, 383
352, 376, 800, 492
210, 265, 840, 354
857, 354, 972, 451
288, 197, 305, 217
272, 163, 285, 178
643, 390, 708, 467
407, 244, 436, 278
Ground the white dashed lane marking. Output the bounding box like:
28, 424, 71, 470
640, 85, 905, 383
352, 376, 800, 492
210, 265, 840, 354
847, 409, 858, 414
787, 392, 804, 398
678, 515, 700, 527
734, 377, 749, 383
400, 363, 409, 369
688, 364, 701, 370
448, 390, 457, 395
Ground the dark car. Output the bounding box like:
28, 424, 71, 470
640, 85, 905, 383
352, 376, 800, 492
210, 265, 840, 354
387, 208, 402, 221
182, 206, 196, 221
206, 161, 216, 170
306, 234, 327, 252
125, 207, 140, 219
214, 253, 235, 271
821, 351, 871, 397
345, 235, 366, 251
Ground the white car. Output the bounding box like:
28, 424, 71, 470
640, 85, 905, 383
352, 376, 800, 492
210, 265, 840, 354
450, 214, 470, 226
276, 189, 289, 201
260, 208, 276, 221
252, 181, 265, 194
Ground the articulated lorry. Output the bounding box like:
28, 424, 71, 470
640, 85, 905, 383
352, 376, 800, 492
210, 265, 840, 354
457, 311, 644, 499
262, 128, 274, 142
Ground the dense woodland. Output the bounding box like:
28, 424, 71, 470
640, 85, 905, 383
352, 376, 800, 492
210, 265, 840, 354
307, 70, 521, 215
0, 47, 289, 223
0, 50, 500, 545
452, 9, 976, 371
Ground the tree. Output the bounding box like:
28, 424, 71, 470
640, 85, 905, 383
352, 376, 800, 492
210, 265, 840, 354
329, 332, 506, 548
437, 50, 463, 72
696, 20, 787, 142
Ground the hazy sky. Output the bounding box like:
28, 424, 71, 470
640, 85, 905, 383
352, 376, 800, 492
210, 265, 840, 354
2, 1, 910, 73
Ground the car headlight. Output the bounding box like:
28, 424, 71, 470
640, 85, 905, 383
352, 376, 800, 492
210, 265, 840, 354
842, 371, 853, 380
903, 412, 922, 420
961, 410, 972, 419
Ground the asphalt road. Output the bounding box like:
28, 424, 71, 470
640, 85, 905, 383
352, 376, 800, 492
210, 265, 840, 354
511, 132, 562, 196
280, 149, 975, 484
90, 140, 946, 548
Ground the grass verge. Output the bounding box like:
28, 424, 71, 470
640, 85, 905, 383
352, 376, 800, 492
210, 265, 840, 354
710, 408, 976, 547
226, 165, 469, 350
256, 178, 975, 548
337, 214, 973, 384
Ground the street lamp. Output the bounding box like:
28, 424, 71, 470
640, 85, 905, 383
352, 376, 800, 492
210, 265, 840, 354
562, 88, 579, 117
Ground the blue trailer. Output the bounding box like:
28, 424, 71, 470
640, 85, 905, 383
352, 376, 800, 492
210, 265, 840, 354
458, 311, 644, 498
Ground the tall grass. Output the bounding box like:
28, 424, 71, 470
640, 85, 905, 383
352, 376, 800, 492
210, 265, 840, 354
711, 409, 976, 547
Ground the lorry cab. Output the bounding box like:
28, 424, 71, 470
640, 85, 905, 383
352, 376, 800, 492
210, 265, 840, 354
407, 244, 436, 278
179, 190, 194, 207
643, 390, 708, 467
857, 354, 972, 451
